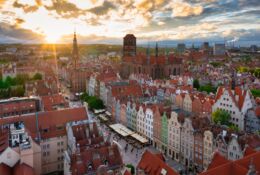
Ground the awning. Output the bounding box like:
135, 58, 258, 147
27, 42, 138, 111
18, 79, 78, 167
94, 109, 106, 114
98, 114, 108, 122
109, 124, 148, 144
131, 133, 148, 144
109, 124, 134, 137
105, 111, 112, 116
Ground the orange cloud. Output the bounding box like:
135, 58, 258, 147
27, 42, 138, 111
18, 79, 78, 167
171, 2, 203, 17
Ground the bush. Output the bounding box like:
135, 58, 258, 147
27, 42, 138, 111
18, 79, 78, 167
193, 79, 200, 89
126, 164, 135, 175
199, 84, 217, 94
251, 89, 260, 98
212, 109, 231, 126
33, 73, 42, 80
80, 93, 104, 110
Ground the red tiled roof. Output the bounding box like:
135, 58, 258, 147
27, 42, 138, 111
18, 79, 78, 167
137, 150, 179, 175
0, 163, 11, 175
0, 162, 35, 175
244, 147, 256, 157
215, 86, 248, 110
13, 163, 35, 175
207, 152, 231, 170
71, 144, 123, 175
200, 151, 260, 175
255, 107, 260, 118
0, 128, 9, 153
0, 107, 87, 140
124, 170, 131, 175
41, 94, 68, 111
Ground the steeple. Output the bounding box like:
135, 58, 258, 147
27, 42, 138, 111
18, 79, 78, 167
165, 46, 169, 64
146, 43, 150, 64
72, 30, 79, 69
155, 42, 158, 57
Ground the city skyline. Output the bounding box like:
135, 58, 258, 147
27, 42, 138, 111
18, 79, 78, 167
0, 0, 259, 45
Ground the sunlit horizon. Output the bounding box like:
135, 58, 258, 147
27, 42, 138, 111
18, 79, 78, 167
0, 0, 259, 45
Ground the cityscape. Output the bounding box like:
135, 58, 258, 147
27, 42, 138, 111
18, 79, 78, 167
0, 0, 260, 175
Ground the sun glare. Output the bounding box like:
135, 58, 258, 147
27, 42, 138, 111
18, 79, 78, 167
45, 34, 60, 43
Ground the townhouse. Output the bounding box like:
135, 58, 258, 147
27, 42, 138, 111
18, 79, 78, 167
0, 107, 87, 174
167, 111, 182, 162
64, 121, 123, 175
212, 86, 253, 130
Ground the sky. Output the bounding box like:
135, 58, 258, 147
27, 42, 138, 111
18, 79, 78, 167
0, 0, 259, 45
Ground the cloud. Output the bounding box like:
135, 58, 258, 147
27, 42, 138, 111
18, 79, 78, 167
15, 18, 25, 25
88, 1, 116, 15
170, 2, 203, 17
44, 0, 86, 18
13, 0, 39, 13
0, 22, 44, 43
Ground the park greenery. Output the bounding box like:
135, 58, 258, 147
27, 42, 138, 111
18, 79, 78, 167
0, 73, 42, 99
80, 93, 104, 110
237, 66, 260, 78
212, 109, 239, 131
210, 62, 223, 68
193, 79, 200, 89
251, 89, 260, 98
193, 79, 217, 94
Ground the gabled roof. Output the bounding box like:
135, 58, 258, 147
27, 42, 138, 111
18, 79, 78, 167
41, 94, 68, 111
215, 86, 248, 110
0, 107, 87, 140
207, 152, 231, 170
200, 151, 260, 175
137, 150, 179, 175
0, 162, 35, 175
244, 146, 256, 157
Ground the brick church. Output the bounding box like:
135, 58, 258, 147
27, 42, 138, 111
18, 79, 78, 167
120, 34, 183, 79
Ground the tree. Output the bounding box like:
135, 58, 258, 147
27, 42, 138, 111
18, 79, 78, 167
126, 164, 135, 175
199, 84, 217, 94
33, 73, 42, 80
16, 74, 30, 85
193, 79, 200, 89
10, 85, 25, 97
212, 109, 231, 126
80, 93, 104, 110
229, 124, 239, 132
251, 89, 260, 98
88, 97, 104, 110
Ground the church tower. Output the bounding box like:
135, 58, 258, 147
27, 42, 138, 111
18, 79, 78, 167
146, 43, 150, 65
123, 34, 136, 57
72, 31, 79, 69
155, 42, 159, 57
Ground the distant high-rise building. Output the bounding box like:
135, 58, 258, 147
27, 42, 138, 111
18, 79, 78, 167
72, 31, 79, 69
250, 45, 258, 52
213, 43, 225, 55
123, 34, 136, 56
177, 43, 185, 53
202, 42, 209, 50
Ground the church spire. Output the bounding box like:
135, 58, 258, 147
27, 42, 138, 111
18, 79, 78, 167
72, 30, 79, 69
155, 42, 159, 57
146, 43, 150, 64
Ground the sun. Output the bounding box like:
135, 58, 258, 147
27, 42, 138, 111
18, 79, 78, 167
45, 34, 61, 43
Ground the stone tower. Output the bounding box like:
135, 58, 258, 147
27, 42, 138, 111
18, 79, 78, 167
123, 34, 136, 57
